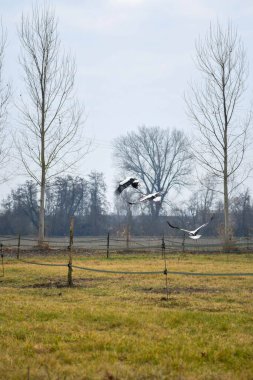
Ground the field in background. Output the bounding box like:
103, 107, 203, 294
0, 252, 252, 379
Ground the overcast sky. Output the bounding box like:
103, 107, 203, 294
1, 0, 253, 207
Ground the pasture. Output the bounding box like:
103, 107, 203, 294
0, 251, 252, 379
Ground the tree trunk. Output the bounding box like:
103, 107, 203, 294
38, 172, 45, 245
223, 129, 230, 249
38, 110, 46, 245
223, 76, 230, 249
223, 174, 229, 248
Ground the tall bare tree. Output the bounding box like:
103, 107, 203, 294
113, 126, 193, 219
185, 21, 251, 246
17, 4, 87, 244
0, 21, 11, 181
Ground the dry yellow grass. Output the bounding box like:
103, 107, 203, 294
0, 252, 252, 379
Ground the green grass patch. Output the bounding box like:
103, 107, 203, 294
0, 253, 252, 379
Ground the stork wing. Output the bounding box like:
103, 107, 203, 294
140, 192, 160, 202
115, 187, 122, 195
179, 228, 192, 234
192, 222, 209, 234
115, 184, 127, 195
119, 177, 133, 185
167, 221, 180, 230
167, 221, 192, 233
115, 177, 134, 195
140, 194, 150, 202
192, 215, 214, 234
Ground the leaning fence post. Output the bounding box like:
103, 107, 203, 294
161, 234, 169, 300
68, 217, 74, 287
161, 234, 165, 258
1, 244, 4, 277
182, 233, 186, 253
107, 232, 110, 258
126, 224, 130, 250
17, 234, 21, 259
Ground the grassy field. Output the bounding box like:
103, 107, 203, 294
0, 252, 252, 379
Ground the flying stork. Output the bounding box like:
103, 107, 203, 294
115, 177, 140, 195
128, 191, 161, 205
167, 215, 214, 239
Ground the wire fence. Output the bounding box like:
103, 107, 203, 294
0, 233, 253, 255
0, 234, 252, 297
2, 255, 253, 278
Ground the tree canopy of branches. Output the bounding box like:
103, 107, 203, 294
1, 181, 38, 234
46, 175, 88, 235
113, 126, 193, 218
86, 171, 108, 234
0, 173, 108, 236
17, 4, 86, 244
231, 189, 252, 237
185, 21, 251, 245
1, 176, 253, 238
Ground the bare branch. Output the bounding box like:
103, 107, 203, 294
0, 20, 11, 181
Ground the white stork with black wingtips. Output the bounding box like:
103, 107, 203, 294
167, 215, 214, 239
128, 191, 161, 205
115, 177, 140, 195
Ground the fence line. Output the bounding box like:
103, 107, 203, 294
4, 255, 253, 277
0, 229, 252, 290
19, 258, 67, 267
0, 234, 253, 255
72, 264, 164, 275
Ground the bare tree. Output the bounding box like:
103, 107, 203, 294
113, 126, 193, 219
185, 21, 251, 246
0, 21, 11, 181
17, 4, 87, 244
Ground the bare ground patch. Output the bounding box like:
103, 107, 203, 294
18, 275, 116, 289
137, 285, 222, 295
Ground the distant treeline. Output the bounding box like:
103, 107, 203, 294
0, 174, 252, 238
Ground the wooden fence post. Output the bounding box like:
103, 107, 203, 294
162, 234, 168, 300
126, 224, 130, 250
1, 244, 4, 277
17, 234, 21, 259
182, 233, 186, 253
68, 217, 74, 287
107, 232, 110, 258
161, 234, 165, 258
